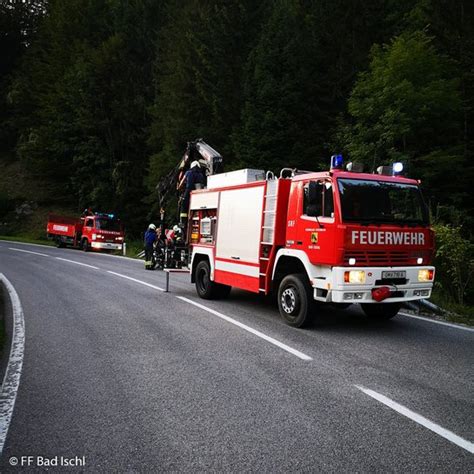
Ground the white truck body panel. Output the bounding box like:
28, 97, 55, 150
215, 185, 265, 264
190, 191, 219, 210
207, 169, 265, 189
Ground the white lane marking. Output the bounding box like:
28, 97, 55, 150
177, 296, 313, 361
55, 257, 99, 270
356, 385, 474, 454
1, 240, 55, 249
107, 271, 165, 291
0, 274, 25, 455
91, 252, 141, 263
8, 247, 50, 257
0, 239, 142, 262
399, 312, 474, 333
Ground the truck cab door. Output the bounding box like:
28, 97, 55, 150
83, 218, 94, 239
297, 179, 336, 266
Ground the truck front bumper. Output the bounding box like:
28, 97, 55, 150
91, 242, 123, 250
314, 265, 435, 304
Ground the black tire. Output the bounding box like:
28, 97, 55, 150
81, 238, 90, 252
361, 302, 401, 320
277, 273, 313, 328
55, 237, 65, 248
215, 284, 231, 299
195, 260, 230, 300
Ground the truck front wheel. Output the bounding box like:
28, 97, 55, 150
195, 260, 231, 300
361, 302, 401, 320
277, 274, 312, 328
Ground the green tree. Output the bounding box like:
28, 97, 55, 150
10, 0, 162, 232
233, 0, 412, 173
342, 30, 469, 225
147, 0, 264, 218
0, 0, 45, 155
433, 224, 474, 305
345, 31, 461, 166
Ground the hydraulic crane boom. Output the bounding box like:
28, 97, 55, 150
155, 139, 223, 208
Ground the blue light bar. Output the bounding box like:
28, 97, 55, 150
331, 154, 344, 169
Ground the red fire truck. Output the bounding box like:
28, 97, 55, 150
47, 212, 125, 251
187, 157, 435, 327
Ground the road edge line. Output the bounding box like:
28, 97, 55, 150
176, 296, 313, 361
107, 271, 165, 291
355, 385, 474, 454
55, 257, 99, 270
399, 312, 474, 333
0, 239, 140, 262
0, 274, 25, 455
8, 248, 50, 258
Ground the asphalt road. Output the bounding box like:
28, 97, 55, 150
0, 241, 472, 472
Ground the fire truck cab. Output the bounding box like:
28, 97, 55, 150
188, 158, 435, 327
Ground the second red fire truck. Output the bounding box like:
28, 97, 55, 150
47, 212, 125, 252
186, 156, 435, 327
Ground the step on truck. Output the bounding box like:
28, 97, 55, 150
188, 156, 435, 327
47, 212, 125, 252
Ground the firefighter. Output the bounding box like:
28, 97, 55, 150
178, 160, 205, 226
82, 207, 94, 217
144, 223, 157, 270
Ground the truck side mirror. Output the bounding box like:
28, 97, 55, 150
305, 181, 323, 218
307, 181, 321, 205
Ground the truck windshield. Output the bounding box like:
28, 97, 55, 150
337, 178, 429, 225
95, 218, 122, 231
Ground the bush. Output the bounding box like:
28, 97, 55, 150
0, 192, 14, 219
433, 224, 474, 305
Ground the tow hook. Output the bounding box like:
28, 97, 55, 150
371, 286, 391, 302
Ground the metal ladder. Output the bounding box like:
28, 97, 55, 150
259, 179, 278, 293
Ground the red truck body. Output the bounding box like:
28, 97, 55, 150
188, 164, 435, 326
47, 213, 124, 251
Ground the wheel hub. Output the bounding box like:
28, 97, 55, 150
281, 288, 297, 314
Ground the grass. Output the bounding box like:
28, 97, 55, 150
0, 234, 55, 246
429, 291, 474, 326
124, 239, 144, 258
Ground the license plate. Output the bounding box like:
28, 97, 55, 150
382, 271, 406, 279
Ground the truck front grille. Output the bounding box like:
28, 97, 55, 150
343, 250, 412, 266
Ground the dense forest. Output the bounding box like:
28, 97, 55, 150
1, 1, 473, 305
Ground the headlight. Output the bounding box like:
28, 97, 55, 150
418, 269, 434, 282
116, 237, 123, 241
344, 270, 366, 284
92, 234, 97, 240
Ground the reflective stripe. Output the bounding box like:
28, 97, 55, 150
215, 260, 260, 277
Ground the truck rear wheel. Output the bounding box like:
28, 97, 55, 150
361, 302, 401, 320
195, 260, 231, 300
277, 274, 312, 328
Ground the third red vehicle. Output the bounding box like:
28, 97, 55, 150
47, 212, 124, 252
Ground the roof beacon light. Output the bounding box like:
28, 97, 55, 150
346, 161, 364, 173
392, 162, 404, 175
331, 154, 344, 170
